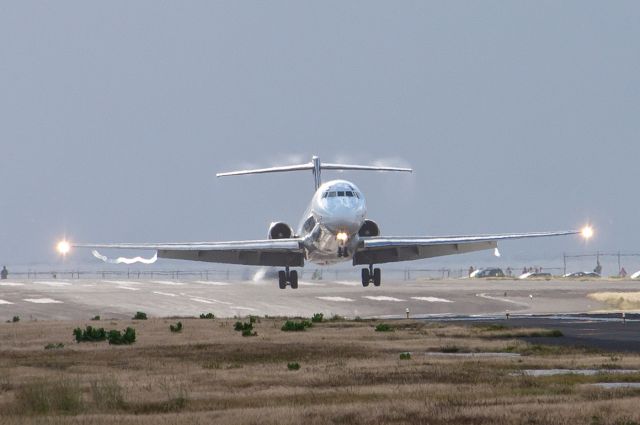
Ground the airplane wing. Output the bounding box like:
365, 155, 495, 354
72, 239, 305, 267
353, 230, 579, 265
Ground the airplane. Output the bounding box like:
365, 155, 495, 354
56, 155, 593, 289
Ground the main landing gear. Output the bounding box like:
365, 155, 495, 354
361, 264, 381, 287
278, 267, 298, 289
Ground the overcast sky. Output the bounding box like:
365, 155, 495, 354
1, 2, 639, 269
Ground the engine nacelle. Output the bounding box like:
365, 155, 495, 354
358, 219, 380, 237
268, 222, 294, 239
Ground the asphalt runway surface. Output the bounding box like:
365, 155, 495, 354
1, 277, 640, 320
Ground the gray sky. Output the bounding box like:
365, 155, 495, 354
1, 1, 639, 267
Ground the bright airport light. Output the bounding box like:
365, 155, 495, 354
581, 225, 594, 240
336, 232, 348, 243
56, 240, 71, 255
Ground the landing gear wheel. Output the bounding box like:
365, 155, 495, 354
373, 268, 381, 287
278, 271, 287, 289
290, 270, 298, 289
361, 268, 370, 287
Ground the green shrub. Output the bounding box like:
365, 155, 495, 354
12, 316, 19, 323
169, 322, 183, 333
287, 362, 300, 371
249, 315, 258, 324
281, 320, 312, 332
91, 315, 101, 321
375, 323, 392, 332
132, 312, 147, 320
234, 321, 253, 332
199, 313, 215, 319
399, 352, 411, 360
242, 329, 257, 337
107, 327, 136, 345
44, 343, 64, 350
311, 313, 324, 323
73, 326, 107, 343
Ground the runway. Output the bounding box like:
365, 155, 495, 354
1, 277, 640, 321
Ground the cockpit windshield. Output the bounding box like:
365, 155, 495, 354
322, 190, 360, 199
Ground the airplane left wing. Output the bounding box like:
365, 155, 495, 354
353, 230, 580, 265
71, 239, 305, 267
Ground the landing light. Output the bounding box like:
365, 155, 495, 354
581, 226, 594, 240
57, 240, 71, 255
336, 232, 348, 244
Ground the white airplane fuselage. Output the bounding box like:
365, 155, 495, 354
297, 179, 367, 265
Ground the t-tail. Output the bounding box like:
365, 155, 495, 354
216, 156, 412, 190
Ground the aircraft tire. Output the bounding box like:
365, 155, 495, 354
361, 268, 370, 287
373, 268, 381, 286
290, 270, 298, 289
278, 271, 287, 289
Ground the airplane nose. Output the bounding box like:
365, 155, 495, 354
323, 210, 362, 235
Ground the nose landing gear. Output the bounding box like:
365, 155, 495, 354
278, 267, 298, 289
361, 264, 381, 287
337, 247, 350, 258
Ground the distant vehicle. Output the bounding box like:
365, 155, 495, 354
470, 268, 505, 278
563, 271, 600, 278
631, 271, 640, 279
519, 272, 552, 279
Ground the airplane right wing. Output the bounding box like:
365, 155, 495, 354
72, 239, 305, 267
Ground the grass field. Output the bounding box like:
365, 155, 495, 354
1, 316, 640, 424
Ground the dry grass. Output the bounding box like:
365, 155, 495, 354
588, 292, 640, 310
0, 317, 640, 424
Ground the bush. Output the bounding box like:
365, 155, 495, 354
249, 315, 258, 324
12, 316, 19, 323
287, 362, 300, 371
91, 315, 101, 321
169, 322, 183, 333
242, 329, 257, 337
281, 320, 312, 332
234, 321, 253, 332
44, 343, 64, 350
311, 313, 324, 323
199, 313, 215, 319
132, 311, 147, 320
375, 323, 392, 332
107, 327, 136, 345
73, 326, 107, 343
399, 352, 411, 360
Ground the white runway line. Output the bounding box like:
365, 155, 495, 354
103, 280, 143, 286
332, 281, 361, 286
476, 293, 529, 307
193, 281, 230, 286
0, 282, 24, 286
0, 299, 14, 305
299, 281, 325, 287
411, 296, 454, 303
190, 297, 233, 305
34, 281, 71, 287
153, 291, 177, 297
118, 286, 140, 291
364, 296, 405, 302
317, 296, 354, 302
151, 281, 185, 286
24, 298, 63, 304
231, 306, 257, 311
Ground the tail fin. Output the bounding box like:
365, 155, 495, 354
217, 156, 412, 190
